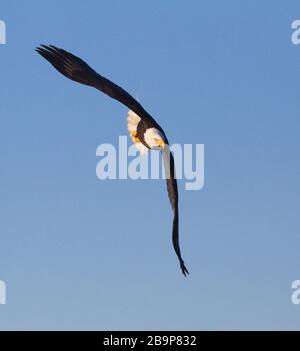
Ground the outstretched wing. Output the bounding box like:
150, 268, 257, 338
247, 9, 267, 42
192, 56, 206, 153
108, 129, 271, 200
163, 148, 189, 276
35, 45, 157, 126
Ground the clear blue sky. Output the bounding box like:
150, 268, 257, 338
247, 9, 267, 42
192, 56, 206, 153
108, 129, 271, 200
1, 0, 300, 330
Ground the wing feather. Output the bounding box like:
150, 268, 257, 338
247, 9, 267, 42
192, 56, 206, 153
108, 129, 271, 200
163, 148, 189, 276
36, 45, 156, 126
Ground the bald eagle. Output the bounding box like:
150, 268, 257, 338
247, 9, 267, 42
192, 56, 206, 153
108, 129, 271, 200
36, 45, 189, 276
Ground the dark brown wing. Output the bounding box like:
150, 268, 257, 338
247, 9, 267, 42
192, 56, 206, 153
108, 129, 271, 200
163, 148, 189, 276
35, 45, 157, 126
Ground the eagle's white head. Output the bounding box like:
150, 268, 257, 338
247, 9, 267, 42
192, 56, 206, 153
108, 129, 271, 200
144, 128, 166, 150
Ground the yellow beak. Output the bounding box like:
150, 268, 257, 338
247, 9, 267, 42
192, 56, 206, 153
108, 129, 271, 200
157, 139, 165, 148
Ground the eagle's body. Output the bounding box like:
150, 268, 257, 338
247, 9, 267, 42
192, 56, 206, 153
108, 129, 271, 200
36, 45, 189, 276
127, 110, 165, 154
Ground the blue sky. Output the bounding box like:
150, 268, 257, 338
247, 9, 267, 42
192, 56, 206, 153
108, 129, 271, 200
0, 0, 300, 330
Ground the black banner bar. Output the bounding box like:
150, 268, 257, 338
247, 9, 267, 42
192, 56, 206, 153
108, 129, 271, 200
0, 331, 299, 349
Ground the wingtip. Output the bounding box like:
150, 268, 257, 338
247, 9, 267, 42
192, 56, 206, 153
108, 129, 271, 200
180, 261, 189, 277
40, 44, 51, 49
35, 44, 58, 52
36, 44, 45, 49
49, 44, 59, 50
35, 44, 49, 54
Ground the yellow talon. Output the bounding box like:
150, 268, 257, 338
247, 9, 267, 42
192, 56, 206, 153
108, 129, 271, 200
130, 131, 140, 143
